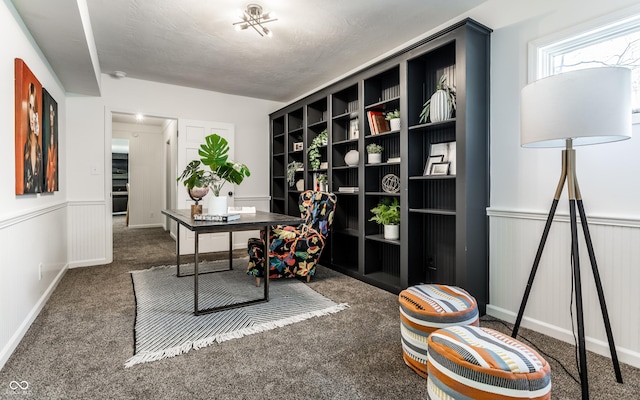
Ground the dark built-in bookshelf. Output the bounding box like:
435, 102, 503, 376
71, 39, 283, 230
112, 153, 128, 214
269, 19, 490, 313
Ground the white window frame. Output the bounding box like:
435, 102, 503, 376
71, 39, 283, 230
528, 4, 640, 124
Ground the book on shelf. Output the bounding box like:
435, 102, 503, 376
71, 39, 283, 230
372, 113, 389, 134
338, 186, 359, 193
194, 213, 241, 222
366, 111, 384, 135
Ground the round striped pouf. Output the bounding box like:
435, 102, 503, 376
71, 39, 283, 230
427, 326, 551, 399
399, 284, 479, 378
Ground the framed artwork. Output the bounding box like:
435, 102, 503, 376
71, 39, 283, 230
293, 142, 304, 151
424, 155, 444, 175
42, 89, 58, 192
429, 141, 456, 175
430, 162, 451, 176
15, 58, 43, 195
349, 118, 359, 140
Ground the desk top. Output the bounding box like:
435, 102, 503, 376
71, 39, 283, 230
162, 209, 303, 232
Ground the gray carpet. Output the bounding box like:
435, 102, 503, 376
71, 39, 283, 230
128, 260, 347, 367
0, 215, 639, 399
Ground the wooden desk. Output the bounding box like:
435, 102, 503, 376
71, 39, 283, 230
162, 209, 302, 315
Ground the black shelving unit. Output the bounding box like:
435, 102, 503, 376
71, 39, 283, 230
268, 19, 490, 313
112, 152, 128, 214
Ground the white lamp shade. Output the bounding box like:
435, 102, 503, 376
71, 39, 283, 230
521, 67, 632, 148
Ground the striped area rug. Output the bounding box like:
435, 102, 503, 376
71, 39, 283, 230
125, 258, 348, 368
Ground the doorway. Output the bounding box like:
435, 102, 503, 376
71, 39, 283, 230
110, 112, 178, 252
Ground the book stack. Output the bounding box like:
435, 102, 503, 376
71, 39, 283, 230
367, 111, 390, 135
194, 213, 241, 222
338, 187, 359, 193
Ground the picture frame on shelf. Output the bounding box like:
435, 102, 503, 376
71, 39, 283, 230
349, 118, 359, 140
424, 155, 444, 175
430, 162, 450, 176
429, 141, 456, 175
293, 142, 304, 151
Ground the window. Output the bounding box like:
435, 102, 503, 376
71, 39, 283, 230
530, 6, 640, 120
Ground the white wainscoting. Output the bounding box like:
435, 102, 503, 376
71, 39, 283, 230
0, 203, 68, 370
67, 201, 108, 268
488, 208, 640, 369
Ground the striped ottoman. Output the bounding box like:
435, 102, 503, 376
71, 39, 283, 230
427, 326, 551, 399
399, 284, 479, 378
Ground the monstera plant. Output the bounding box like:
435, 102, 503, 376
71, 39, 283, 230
177, 133, 251, 197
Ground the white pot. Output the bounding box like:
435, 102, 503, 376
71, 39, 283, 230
384, 224, 399, 240
344, 150, 359, 166
368, 153, 382, 164
389, 118, 401, 131
429, 90, 452, 122
318, 182, 328, 192
296, 179, 305, 191
208, 195, 227, 215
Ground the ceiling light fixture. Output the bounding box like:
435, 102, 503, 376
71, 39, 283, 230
232, 4, 277, 37
112, 70, 127, 79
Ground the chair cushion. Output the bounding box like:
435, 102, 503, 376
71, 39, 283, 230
427, 326, 551, 399
399, 284, 479, 378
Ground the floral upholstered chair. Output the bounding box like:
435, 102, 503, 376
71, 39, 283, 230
247, 190, 337, 286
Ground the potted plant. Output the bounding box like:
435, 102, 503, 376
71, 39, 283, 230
366, 143, 384, 164
307, 129, 328, 170
316, 173, 328, 192
385, 109, 401, 131
287, 161, 304, 187
177, 133, 250, 216
419, 74, 456, 123
369, 198, 400, 240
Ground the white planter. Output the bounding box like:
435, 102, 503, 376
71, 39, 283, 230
344, 150, 359, 166
429, 90, 452, 122
389, 118, 401, 131
208, 195, 227, 215
368, 153, 382, 164
296, 179, 305, 191
384, 224, 399, 240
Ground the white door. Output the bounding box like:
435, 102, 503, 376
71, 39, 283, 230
177, 119, 235, 254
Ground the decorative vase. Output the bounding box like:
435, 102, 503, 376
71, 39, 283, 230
384, 224, 399, 240
318, 182, 328, 192
389, 118, 401, 131
344, 150, 359, 166
368, 153, 382, 164
208, 195, 227, 215
296, 179, 305, 191
429, 90, 452, 122
187, 186, 209, 217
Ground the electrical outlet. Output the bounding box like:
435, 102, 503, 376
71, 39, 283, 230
38, 263, 43, 280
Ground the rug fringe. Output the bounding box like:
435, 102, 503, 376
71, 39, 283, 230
124, 302, 349, 368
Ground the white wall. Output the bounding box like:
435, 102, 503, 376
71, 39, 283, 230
0, 1, 68, 369
113, 122, 165, 228
66, 76, 283, 266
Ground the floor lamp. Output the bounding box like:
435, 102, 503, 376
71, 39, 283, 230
513, 67, 631, 400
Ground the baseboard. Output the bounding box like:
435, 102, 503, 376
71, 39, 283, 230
68, 258, 109, 268
486, 305, 640, 369
0, 264, 68, 370
127, 223, 164, 229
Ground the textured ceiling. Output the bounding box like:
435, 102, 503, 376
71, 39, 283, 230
12, 0, 487, 102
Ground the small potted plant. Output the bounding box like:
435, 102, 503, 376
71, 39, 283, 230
177, 134, 251, 216
366, 143, 384, 164
308, 129, 328, 170
287, 161, 304, 187
419, 74, 456, 123
316, 173, 328, 192
385, 109, 401, 131
369, 198, 400, 240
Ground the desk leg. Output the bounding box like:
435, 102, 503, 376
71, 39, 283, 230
264, 225, 270, 301
176, 224, 181, 276
229, 232, 233, 270
194, 232, 199, 314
